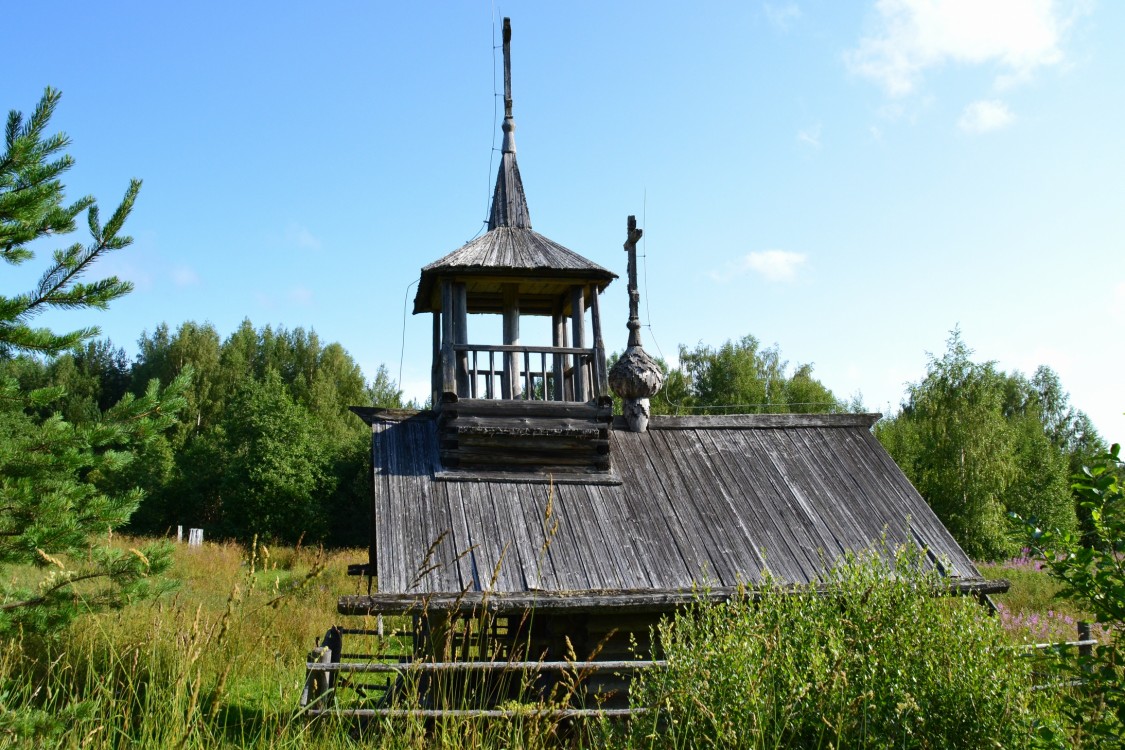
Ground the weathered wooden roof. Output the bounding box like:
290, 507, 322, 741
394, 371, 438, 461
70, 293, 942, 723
413, 229, 617, 315
346, 410, 988, 612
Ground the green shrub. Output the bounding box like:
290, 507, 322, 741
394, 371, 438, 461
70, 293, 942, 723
628, 545, 1052, 749
1018, 443, 1125, 747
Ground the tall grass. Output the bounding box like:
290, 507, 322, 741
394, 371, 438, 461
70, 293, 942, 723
0, 538, 1073, 748
623, 545, 1059, 750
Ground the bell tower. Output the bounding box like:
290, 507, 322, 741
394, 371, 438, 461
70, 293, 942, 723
412, 18, 617, 476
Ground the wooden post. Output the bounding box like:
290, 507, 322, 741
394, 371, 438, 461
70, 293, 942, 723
441, 280, 455, 398
305, 645, 333, 708
570, 286, 587, 402
1078, 621, 1093, 658
454, 282, 470, 397
432, 312, 441, 407
503, 284, 520, 399
589, 285, 608, 400
552, 302, 566, 402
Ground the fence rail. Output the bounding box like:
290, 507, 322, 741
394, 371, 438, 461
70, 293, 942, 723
299, 626, 659, 719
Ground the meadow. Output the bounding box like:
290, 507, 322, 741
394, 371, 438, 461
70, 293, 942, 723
0, 537, 1097, 749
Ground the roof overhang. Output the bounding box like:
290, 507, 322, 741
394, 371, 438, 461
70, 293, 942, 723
338, 578, 1011, 616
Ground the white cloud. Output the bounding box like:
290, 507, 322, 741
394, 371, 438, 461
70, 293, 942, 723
846, 0, 1074, 96
763, 2, 802, 31
797, 123, 822, 149
172, 265, 200, 287
289, 286, 314, 305
713, 250, 808, 283
286, 223, 323, 252
957, 99, 1015, 133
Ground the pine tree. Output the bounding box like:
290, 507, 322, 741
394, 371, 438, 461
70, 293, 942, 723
0, 88, 186, 636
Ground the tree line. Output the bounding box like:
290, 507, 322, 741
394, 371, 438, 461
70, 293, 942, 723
614, 330, 1107, 561
2, 322, 404, 547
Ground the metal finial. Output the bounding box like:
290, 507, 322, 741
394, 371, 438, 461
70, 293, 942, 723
501, 18, 515, 154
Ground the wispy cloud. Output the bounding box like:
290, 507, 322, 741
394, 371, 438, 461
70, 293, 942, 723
957, 99, 1015, 133
713, 250, 808, 283
846, 0, 1077, 97
797, 123, 822, 149
763, 2, 802, 32
286, 223, 323, 252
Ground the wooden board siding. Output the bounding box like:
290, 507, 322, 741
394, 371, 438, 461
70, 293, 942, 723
359, 411, 984, 599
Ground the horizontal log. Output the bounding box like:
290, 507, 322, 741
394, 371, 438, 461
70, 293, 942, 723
621, 413, 883, 430
306, 659, 666, 673
449, 400, 609, 419
454, 423, 604, 440
305, 707, 648, 719
452, 344, 595, 356
349, 407, 433, 426
338, 578, 1010, 616
457, 435, 610, 451
440, 449, 603, 468
432, 469, 622, 486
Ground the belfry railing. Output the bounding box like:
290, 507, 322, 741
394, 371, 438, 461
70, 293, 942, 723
443, 344, 607, 403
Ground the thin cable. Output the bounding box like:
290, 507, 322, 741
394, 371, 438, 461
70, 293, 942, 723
642, 189, 654, 331
481, 3, 500, 231
398, 278, 419, 392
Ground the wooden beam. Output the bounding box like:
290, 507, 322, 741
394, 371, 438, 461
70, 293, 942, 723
570, 286, 587, 402
440, 280, 455, 397
611, 413, 884, 430
502, 283, 520, 399
339, 578, 1011, 616
551, 302, 565, 402
589, 285, 608, 400
454, 283, 470, 397
431, 312, 441, 407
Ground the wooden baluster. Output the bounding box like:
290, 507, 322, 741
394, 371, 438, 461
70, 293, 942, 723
487, 351, 495, 399
471, 350, 479, 398
523, 349, 531, 399
540, 352, 548, 401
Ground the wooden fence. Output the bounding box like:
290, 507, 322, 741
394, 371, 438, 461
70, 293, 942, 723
301, 621, 1104, 719
299, 626, 660, 719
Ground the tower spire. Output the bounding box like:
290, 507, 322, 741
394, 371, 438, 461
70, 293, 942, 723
488, 17, 531, 229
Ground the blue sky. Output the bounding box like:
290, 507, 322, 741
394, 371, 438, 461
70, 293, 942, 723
6, 1, 1124, 439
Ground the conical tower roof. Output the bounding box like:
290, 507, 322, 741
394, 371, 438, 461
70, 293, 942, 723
413, 18, 615, 315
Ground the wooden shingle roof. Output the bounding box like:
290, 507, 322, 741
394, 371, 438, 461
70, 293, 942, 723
342, 410, 994, 614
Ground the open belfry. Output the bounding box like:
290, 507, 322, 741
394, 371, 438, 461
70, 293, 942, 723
312, 19, 1005, 714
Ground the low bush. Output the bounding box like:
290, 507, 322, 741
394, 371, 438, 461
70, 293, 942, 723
627, 545, 1055, 749
1017, 443, 1125, 747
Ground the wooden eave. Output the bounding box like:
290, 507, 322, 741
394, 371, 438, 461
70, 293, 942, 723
413, 228, 617, 315
339, 578, 1011, 616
